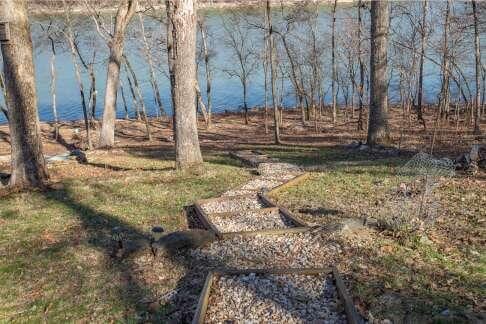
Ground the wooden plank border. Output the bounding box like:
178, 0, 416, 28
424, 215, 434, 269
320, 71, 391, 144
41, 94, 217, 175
192, 267, 362, 324
193, 194, 311, 238
259, 193, 308, 228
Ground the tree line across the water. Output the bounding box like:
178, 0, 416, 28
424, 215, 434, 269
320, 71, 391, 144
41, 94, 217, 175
0, 0, 484, 191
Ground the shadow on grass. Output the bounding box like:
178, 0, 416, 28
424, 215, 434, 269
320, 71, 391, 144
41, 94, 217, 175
38, 185, 333, 322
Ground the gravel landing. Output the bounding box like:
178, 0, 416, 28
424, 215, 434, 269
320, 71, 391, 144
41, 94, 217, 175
207, 209, 294, 233
191, 232, 342, 269
222, 189, 259, 197
205, 273, 347, 324
240, 178, 285, 191
258, 162, 303, 176
200, 197, 266, 214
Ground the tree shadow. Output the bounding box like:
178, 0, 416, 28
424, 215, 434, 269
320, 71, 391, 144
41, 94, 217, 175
42, 186, 161, 321
39, 185, 351, 323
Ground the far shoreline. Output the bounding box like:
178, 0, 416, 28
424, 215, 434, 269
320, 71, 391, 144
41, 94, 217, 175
29, 0, 356, 15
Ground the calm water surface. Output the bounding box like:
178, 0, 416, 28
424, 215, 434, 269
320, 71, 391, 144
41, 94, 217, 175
0, 4, 478, 124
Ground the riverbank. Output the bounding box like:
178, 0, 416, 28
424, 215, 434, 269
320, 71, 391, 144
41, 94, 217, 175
0, 107, 483, 166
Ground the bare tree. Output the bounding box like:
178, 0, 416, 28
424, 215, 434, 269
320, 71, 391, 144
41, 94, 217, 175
331, 0, 338, 124
1, 0, 48, 188
138, 12, 166, 118
63, 1, 93, 149
198, 17, 213, 129
367, 0, 390, 146
416, 0, 428, 129
0, 64, 9, 120
472, 0, 482, 134
94, 0, 138, 148
166, 0, 203, 169
266, 0, 280, 144
222, 12, 258, 125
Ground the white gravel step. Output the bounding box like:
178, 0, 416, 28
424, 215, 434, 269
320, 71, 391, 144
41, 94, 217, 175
200, 196, 267, 214
206, 208, 295, 233
205, 273, 347, 324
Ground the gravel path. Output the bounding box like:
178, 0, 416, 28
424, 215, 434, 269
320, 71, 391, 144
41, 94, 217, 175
205, 273, 347, 324
191, 232, 342, 269
200, 196, 266, 214
207, 209, 294, 232
183, 152, 353, 323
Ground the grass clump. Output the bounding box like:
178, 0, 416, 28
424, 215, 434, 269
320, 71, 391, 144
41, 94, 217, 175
0, 150, 251, 322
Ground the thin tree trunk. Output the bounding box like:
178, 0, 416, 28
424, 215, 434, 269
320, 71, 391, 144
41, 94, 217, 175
357, 0, 365, 131
472, 0, 481, 134
416, 0, 427, 129
438, 0, 451, 123
119, 79, 129, 119
0, 71, 8, 121
195, 81, 209, 124
64, 2, 92, 150
166, 0, 203, 169
138, 12, 165, 119
263, 41, 269, 134
266, 0, 280, 144
367, 0, 390, 146
124, 55, 152, 141
1, 0, 48, 189
125, 71, 139, 119
198, 19, 212, 129
331, 0, 337, 125
48, 37, 59, 140
243, 77, 249, 125
99, 0, 137, 148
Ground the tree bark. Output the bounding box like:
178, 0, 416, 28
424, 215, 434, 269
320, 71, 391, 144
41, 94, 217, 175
139, 12, 165, 119
63, 2, 92, 150
198, 19, 212, 129
416, 0, 427, 129
472, 0, 482, 134
123, 55, 152, 141
357, 0, 365, 131
367, 0, 390, 146
266, 0, 280, 144
331, 0, 337, 125
1, 0, 48, 189
166, 0, 203, 169
99, 0, 137, 148
48, 36, 59, 139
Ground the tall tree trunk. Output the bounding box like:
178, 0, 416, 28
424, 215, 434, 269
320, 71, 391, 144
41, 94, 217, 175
63, 2, 92, 150
198, 19, 212, 129
166, 0, 203, 169
123, 55, 152, 141
367, 0, 390, 146
99, 0, 137, 148
357, 0, 365, 131
472, 0, 482, 134
416, 0, 427, 129
438, 1, 451, 123
119, 79, 129, 119
138, 12, 165, 119
1, 0, 48, 189
243, 77, 249, 125
266, 0, 280, 144
48, 37, 59, 140
0, 71, 8, 120
331, 0, 337, 125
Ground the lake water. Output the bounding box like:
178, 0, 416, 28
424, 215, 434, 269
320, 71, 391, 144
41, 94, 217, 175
0, 3, 479, 124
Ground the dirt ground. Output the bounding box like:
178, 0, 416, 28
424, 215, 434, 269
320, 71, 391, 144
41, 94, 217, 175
0, 106, 484, 161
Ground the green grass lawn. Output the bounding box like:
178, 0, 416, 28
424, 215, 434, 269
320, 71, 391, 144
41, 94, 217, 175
264, 146, 485, 322
1, 145, 484, 322
0, 150, 251, 322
